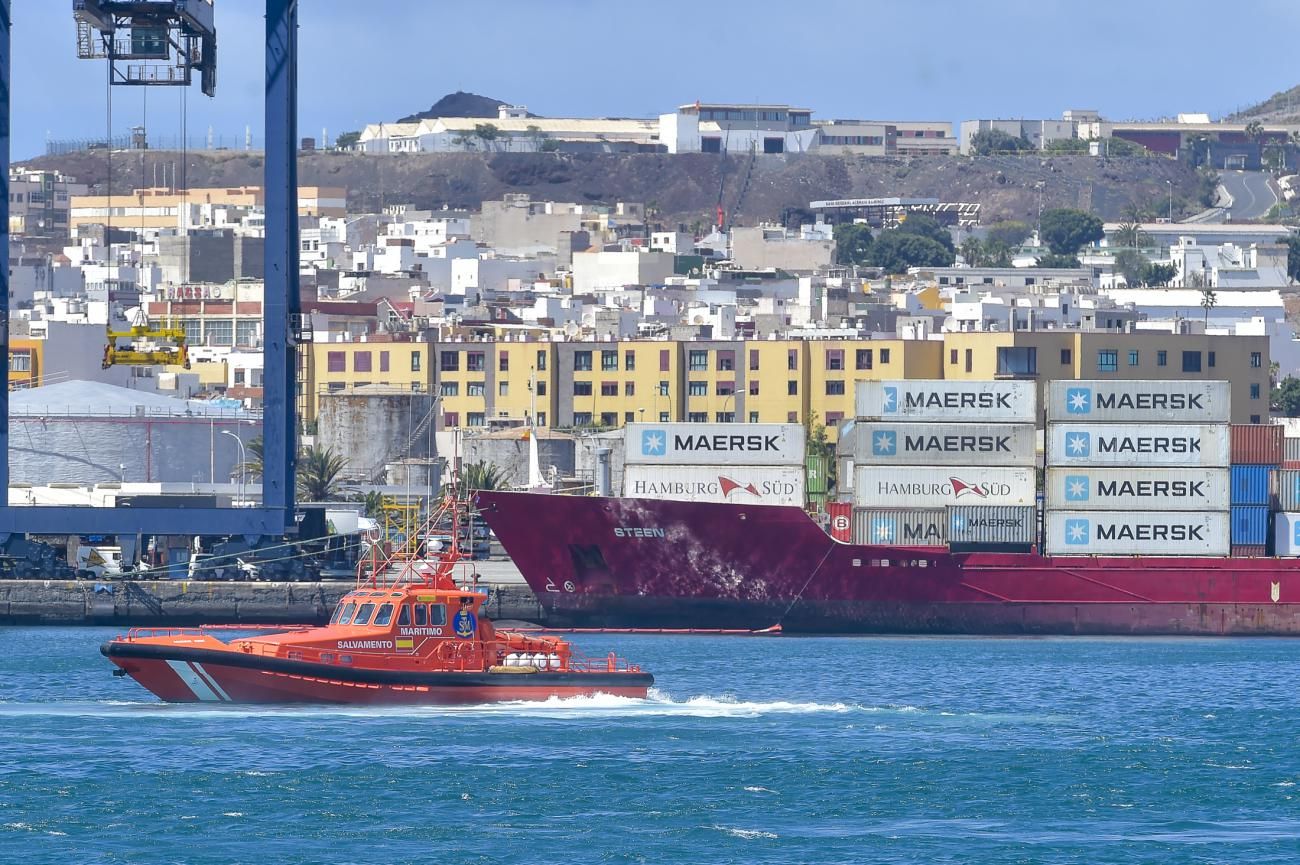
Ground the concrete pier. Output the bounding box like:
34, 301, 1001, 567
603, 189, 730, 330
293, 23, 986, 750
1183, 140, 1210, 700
0, 579, 545, 626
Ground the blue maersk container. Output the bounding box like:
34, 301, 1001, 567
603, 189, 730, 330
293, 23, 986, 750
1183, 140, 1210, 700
1230, 505, 1270, 545
1229, 465, 1271, 506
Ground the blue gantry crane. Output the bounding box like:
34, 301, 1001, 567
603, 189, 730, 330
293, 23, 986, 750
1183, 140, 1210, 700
0, 1, 302, 556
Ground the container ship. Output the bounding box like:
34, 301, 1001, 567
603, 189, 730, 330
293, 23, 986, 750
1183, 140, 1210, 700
476, 380, 1300, 635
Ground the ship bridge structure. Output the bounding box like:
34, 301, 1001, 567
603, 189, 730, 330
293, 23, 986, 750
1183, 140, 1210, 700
0, 0, 302, 545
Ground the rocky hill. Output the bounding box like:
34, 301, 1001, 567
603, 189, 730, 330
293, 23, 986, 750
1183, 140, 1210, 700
25, 149, 1206, 227
1229, 84, 1300, 124
397, 91, 509, 124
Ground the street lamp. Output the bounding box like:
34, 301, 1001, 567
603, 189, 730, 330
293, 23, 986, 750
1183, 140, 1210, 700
1167, 180, 1173, 222
222, 430, 247, 506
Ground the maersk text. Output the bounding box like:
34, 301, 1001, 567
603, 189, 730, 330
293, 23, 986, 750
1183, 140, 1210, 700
1096, 524, 1206, 541
903, 434, 1011, 453
905, 392, 1012, 409
1096, 436, 1201, 454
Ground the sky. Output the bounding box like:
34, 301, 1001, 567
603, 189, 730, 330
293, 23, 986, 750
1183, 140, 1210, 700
10, 0, 1300, 160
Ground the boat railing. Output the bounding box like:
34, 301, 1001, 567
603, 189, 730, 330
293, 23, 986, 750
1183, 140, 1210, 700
124, 626, 207, 640
567, 650, 643, 675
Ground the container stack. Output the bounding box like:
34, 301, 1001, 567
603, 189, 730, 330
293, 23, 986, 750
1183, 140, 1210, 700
1284, 436, 1300, 471
1044, 381, 1232, 557
1270, 435, 1300, 557
622, 423, 807, 506
851, 381, 1037, 546
1229, 424, 1283, 557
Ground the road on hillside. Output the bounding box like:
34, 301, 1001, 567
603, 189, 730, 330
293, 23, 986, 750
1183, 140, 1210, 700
1219, 170, 1280, 221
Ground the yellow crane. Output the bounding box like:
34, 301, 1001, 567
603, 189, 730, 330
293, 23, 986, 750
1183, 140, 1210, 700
101, 312, 190, 369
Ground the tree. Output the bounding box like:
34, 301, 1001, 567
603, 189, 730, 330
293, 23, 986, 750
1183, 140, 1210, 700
982, 239, 1013, 267
243, 435, 265, 481
1113, 220, 1145, 249
335, 130, 361, 150
1284, 233, 1300, 283
868, 231, 955, 274
1105, 137, 1149, 157
832, 223, 874, 265
1044, 138, 1089, 154
453, 461, 508, 496
297, 445, 350, 501
1113, 249, 1146, 285
1273, 376, 1300, 417
984, 220, 1032, 248
1200, 286, 1217, 324
959, 237, 983, 267
896, 213, 954, 252
970, 129, 1032, 155
473, 123, 500, 150
1245, 120, 1266, 150
1035, 252, 1081, 268
1141, 262, 1178, 287
1039, 208, 1104, 255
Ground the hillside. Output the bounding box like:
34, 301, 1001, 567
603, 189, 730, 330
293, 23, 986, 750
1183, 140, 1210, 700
397, 91, 509, 124
25, 150, 1206, 227
1229, 84, 1300, 124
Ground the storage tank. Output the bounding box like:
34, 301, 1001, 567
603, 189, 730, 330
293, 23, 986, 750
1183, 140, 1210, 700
317, 389, 438, 483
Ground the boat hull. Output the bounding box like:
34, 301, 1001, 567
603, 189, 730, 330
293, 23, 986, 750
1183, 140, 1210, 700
102, 641, 653, 704
476, 490, 1300, 636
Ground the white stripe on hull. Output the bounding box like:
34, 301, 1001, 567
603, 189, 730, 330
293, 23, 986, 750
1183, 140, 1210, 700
189, 662, 232, 702
165, 659, 222, 701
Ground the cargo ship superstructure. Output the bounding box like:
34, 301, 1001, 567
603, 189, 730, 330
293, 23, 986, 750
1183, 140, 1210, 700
477, 379, 1300, 635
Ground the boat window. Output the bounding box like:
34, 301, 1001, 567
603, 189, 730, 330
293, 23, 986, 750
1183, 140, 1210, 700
337, 602, 357, 625
353, 603, 376, 626
373, 603, 395, 627
321, 653, 334, 663
414, 604, 427, 626
329, 604, 343, 625
428, 604, 447, 626
397, 605, 411, 626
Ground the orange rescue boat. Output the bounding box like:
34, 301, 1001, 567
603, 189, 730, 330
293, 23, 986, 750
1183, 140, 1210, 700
102, 496, 652, 704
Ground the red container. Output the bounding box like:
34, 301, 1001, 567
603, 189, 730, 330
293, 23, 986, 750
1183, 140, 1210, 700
1230, 544, 1268, 558
1285, 461, 1300, 471
1231, 424, 1284, 466
827, 502, 852, 543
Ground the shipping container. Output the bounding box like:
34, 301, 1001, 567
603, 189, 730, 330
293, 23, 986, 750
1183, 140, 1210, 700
854, 466, 1036, 509
622, 464, 805, 506
1273, 512, 1300, 556
948, 505, 1037, 545
827, 502, 853, 543
1274, 470, 1300, 511
838, 457, 854, 492
1285, 460, 1300, 472
1286, 438, 1300, 462
806, 454, 829, 495
856, 380, 1036, 423
1230, 505, 1270, 545
1045, 380, 1230, 423
1230, 424, 1284, 466
854, 422, 1036, 466
1230, 545, 1268, 558
1044, 510, 1230, 557
1229, 465, 1272, 506
1044, 467, 1230, 511
1046, 423, 1230, 467
852, 509, 947, 546
623, 423, 805, 466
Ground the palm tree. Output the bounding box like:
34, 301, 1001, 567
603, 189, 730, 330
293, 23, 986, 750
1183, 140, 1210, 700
959, 237, 983, 267
1200, 287, 1218, 325
455, 461, 508, 495
243, 435, 265, 481
297, 445, 350, 501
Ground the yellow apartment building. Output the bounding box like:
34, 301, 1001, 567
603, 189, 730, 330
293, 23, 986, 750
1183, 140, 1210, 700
434, 342, 559, 430
7, 338, 43, 389
70, 185, 347, 231
306, 338, 429, 426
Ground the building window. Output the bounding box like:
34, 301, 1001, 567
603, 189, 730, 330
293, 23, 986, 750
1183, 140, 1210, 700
1251, 351, 1262, 368
856, 349, 873, 370
788, 411, 799, 423
624, 412, 635, 424
750, 349, 760, 371
1208, 351, 1216, 368
9, 351, 31, 372
716, 411, 737, 422
1251, 414, 1262, 424
1157, 350, 1167, 367
467, 382, 485, 397
826, 411, 844, 427
467, 413, 485, 427
537, 350, 548, 371
825, 380, 845, 395
574, 412, 593, 427
410, 352, 421, 372
880, 348, 891, 364
1060, 349, 1071, 365
443, 411, 459, 427
440, 352, 459, 372
601, 382, 618, 397
660, 349, 670, 372
353, 351, 372, 373
997, 346, 1037, 376
1097, 350, 1118, 373
749, 381, 759, 396
1128, 350, 1139, 366
499, 354, 509, 372
499, 381, 509, 397
787, 349, 798, 371
687, 412, 708, 423
440, 382, 459, 397
688, 381, 708, 396
788, 380, 798, 395
688, 350, 708, 371
574, 382, 592, 396
965, 349, 973, 374
825, 349, 844, 371
327, 382, 345, 392
536, 382, 547, 396
467, 352, 485, 372
1251, 383, 1261, 399
574, 351, 592, 371
624, 351, 635, 371
600, 412, 617, 427
749, 411, 760, 423
379, 351, 390, 373
624, 382, 635, 397
659, 381, 670, 396
602, 350, 618, 371
717, 350, 735, 371
659, 412, 670, 422
327, 351, 345, 373
537, 412, 547, 426
716, 381, 735, 396
950, 349, 958, 365
1182, 351, 1201, 373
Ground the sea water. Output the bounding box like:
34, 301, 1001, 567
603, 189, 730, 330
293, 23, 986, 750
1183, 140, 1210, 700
1, 628, 1298, 864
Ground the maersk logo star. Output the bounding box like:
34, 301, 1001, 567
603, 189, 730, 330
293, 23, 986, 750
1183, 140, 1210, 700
1064, 519, 1090, 545
872, 430, 897, 456
1064, 475, 1089, 501
1294, 522, 1300, 546
882, 386, 898, 413
1065, 387, 1091, 414
871, 516, 896, 542
1065, 431, 1090, 458
641, 430, 666, 456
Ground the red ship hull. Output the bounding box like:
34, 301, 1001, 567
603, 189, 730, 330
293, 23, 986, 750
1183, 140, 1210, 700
476, 491, 1300, 636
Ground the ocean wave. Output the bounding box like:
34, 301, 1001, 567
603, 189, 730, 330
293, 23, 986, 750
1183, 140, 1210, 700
710, 825, 779, 840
